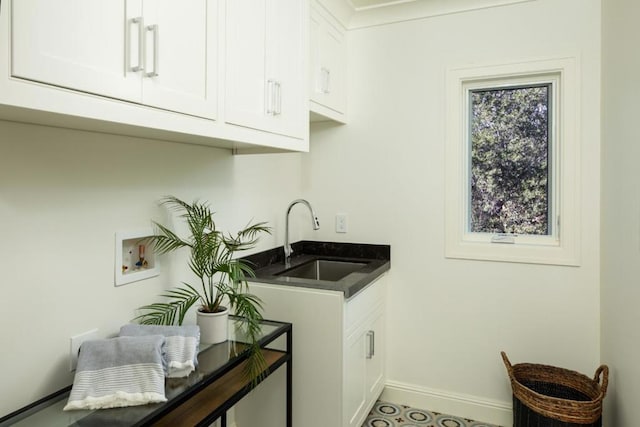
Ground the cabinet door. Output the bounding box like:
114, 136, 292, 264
309, 8, 322, 97
240, 283, 344, 427
310, 3, 346, 116
141, 0, 217, 119
365, 309, 385, 401
344, 326, 367, 427
224, 0, 268, 130
345, 310, 385, 427
11, 0, 141, 101
225, 0, 305, 139
264, 0, 305, 138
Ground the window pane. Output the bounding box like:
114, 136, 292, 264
469, 85, 550, 235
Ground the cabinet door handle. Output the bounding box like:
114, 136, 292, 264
266, 79, 275, 115
366, 330, 375, 359
145, 24, 159, 78
129, 17, 144, 72
275, 81, 282, 115
321, 67, 330, 94
325, 69, 331, 94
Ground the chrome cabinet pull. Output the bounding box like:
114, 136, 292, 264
145, 24, 159, 77
325, 69, 331, 94
266, 80, 282, 115
266, 79, 275, 115
275, 81, 282, 115
129, 17, 144, 72
321, 67, 330, 94
366, 330, 375, 359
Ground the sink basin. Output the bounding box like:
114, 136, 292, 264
276, 259, 368, 282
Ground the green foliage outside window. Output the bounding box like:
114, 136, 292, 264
470, 85, 550, 235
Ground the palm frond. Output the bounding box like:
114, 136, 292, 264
243, 343, 268, 385
150, 222, 190, 254
223, 221, 272, 253
134, 284, 201, 325
232, 293, 264, 330
234, 259, 258, 279
160, 195, 197, 214
133, 303, 178, 325
236, 221, 272, 243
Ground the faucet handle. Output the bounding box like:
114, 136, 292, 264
313, 216, 320, 230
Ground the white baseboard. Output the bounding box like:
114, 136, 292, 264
210, 421, 236, 427
381, 381, 512, 426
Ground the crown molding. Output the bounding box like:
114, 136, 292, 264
347, 0, 536, 29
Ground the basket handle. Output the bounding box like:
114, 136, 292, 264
501, 351, 514, 379
594, 365, 609, 397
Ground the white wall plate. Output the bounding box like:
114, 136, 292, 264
115, 228, 159, 286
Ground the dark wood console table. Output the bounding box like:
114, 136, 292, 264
0, 317, 292, 427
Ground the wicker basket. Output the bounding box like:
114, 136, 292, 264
501, 352, 608, 426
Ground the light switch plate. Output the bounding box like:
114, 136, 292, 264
336, 213, 348, 233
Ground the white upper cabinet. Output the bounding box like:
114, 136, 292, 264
140, 0, 217, 119
309, 0, 347, 123
11, 0, 217, 120
11, 0, 139, 102
2, 0, 308, 151
224, 0, 307, 140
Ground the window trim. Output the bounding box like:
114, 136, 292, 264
445, 57, 580, 266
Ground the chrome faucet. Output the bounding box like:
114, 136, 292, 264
285, 199, 320, 265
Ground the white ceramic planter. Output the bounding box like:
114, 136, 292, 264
197, 306, 229, 344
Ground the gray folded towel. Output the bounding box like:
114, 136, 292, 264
63, 335, 167, 411
119, 324, 200, 378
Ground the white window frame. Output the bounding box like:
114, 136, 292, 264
445, 57, 580, 266
465, 77, 558, 243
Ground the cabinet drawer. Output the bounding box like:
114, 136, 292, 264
345, 275, 386, 331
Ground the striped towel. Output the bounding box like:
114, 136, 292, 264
63, 335, 167, 411
119, 324, 200, 378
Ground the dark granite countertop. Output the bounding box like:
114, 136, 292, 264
241, 241, 391, 299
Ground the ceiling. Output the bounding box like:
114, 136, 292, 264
334, 0, 532, 29
348, 0, 417, 11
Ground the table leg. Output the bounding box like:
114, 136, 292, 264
287, 328, 293, 427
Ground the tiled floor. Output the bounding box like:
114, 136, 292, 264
362, 401, 502, 427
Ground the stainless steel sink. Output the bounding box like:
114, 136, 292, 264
275, 259, 368, 281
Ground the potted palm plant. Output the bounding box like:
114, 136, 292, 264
135, 196, 271, 379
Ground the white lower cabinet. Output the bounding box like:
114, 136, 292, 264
235, 275, 387, 427
345, 305, 385, 427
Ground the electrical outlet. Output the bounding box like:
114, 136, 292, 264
70, 329, 99, 371
336, 213, 348, 233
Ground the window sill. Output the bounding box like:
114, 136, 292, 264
445, 239, 580, 266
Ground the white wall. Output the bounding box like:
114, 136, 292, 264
601, 0, 640, 425
305, 0, 601, 424
0, 0, 608, 423
0, 120, 304, 416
